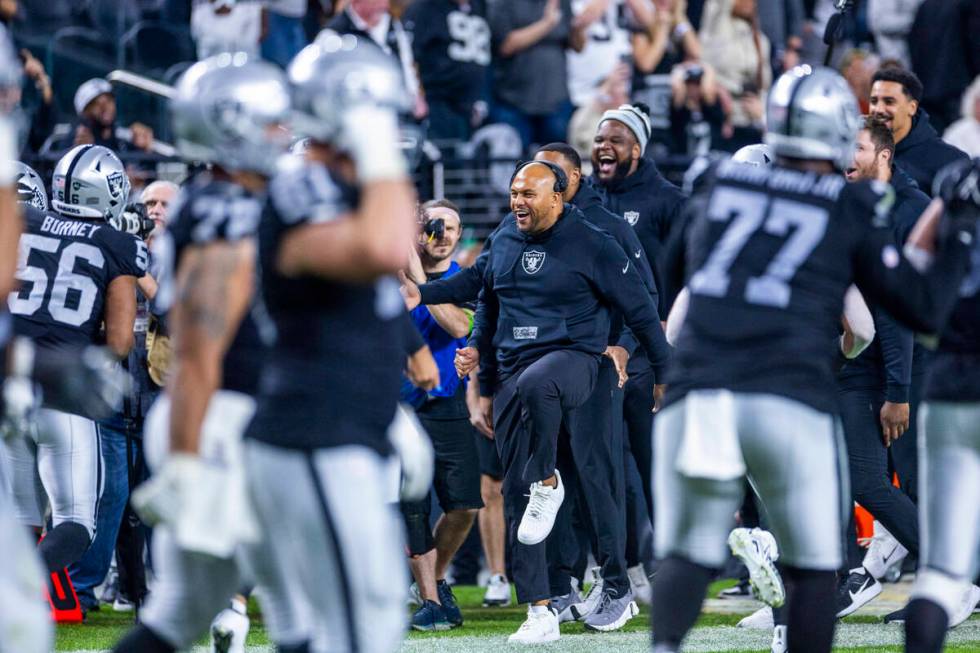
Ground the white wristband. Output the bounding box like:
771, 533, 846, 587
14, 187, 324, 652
341, 106, 407, 183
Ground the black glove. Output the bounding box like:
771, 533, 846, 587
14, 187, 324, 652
111, 202, 155, 240
935, 157, 980, 222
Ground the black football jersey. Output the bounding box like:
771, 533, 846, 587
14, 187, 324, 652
246, 161, 405, 454
667, 160, 965, 414
152, 173, 269, 396
925, 221, 980, 401
10, 206, 147, 349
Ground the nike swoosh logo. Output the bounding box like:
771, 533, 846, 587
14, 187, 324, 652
849, 576, 874, 603
622, 262, 630, 273
634, 250, 642, 258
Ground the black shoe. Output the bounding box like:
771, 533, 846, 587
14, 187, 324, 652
437, 579, 463, 627
411, 600, 451, 631
883, 606, 908, 623
718, 578, 752, 598
836, 567, 882, 618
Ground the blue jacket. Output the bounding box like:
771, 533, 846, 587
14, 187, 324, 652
400, 261, 470, 408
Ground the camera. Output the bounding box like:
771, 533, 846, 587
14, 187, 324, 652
423, 216, 445, 241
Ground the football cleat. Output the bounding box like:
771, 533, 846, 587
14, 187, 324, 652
728, 528, 785, 607
737, 606, 774, 629
210, 606, 249, 653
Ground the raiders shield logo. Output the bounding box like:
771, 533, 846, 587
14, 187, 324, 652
624, 210, 639, 226
522, 250, 546, 274
106, 171, 125, 199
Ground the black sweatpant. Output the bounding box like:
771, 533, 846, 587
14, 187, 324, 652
839, 385, 919, 569
547, 357, 631, 597
624, 366, 655, 518
493, 350, 598, 603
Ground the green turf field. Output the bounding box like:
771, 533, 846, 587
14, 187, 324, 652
56, 582, 980, 652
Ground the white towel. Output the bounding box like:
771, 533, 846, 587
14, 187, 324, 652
676, 390, 746, 480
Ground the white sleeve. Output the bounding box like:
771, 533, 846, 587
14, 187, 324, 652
0, 116, 19, 185
841, 284, 875, 359
665, 286, 690, 346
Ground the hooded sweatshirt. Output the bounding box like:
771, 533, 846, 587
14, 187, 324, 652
894, 109, 970, 195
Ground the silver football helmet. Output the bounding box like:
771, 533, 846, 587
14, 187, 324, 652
13, 161, 47, 210
288, 30, 411, 144
732, 144, 774, 168
765, 65, 860, 172
171, 52, 291, 175
51, 145, 131, 221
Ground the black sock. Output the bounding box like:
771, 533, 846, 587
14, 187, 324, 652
651, 556, 714, 649
783, 566, 836, 653
38, 522, 91, 572
277, 642, 311, 653
905, 598, 949, 653
112, 625, 175, 653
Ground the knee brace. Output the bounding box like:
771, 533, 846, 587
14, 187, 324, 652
403, 510, 434, 556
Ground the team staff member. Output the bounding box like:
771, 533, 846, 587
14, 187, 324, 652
870, 68, 969, 196
455, 162, 669, 644
590, 104, 685, 517
400, 199, 483, 632
835, 118, 930, 617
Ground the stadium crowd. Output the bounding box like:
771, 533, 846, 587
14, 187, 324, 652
0, 1, 979, 653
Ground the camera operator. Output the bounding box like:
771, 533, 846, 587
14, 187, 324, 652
68, 182, 171, 615
399, 199, 484, 631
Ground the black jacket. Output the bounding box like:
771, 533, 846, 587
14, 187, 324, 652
589, 158, 686, 316
894, 109, 970, 196
470, 205, 670, 392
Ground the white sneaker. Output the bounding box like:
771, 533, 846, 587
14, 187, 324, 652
508, 607, 560, 644
112, 596, 135, 612
728, 528, 785, 608
570, 568, 604, 620
210, 606, 249, 653
862, 522, 909, 582
483, 574, 512, 607
770, 625, 788, 653
737, 606, 774, 629
517, 471, 565, 545
950, 584, 980, 628
628, 565, 652, 606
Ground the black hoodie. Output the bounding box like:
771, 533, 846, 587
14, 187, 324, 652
894, 109, 969, 196
589, 158, 686, 316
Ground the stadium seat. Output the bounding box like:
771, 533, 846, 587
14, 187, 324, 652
45, 26, 115, 117
121, 21, 195, 79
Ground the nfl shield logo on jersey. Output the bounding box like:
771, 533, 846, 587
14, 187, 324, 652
522, 250, 546, 274
106, 171, 125, 199
624, 210, 639, 226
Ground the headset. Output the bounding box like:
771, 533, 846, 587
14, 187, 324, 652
510, 159, 569, 194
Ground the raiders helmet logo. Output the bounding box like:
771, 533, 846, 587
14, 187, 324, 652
106, 171, 125, 198
624, 210, 639, 226
522, 250, 546, 274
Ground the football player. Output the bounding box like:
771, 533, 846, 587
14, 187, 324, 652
4, 143, 145, 577
242, 33, 421, 653
112, 54, 292, 653
651, 66, 976, 653
904, 158, 980, 652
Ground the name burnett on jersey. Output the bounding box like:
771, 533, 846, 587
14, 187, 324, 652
40, 215, 102, 239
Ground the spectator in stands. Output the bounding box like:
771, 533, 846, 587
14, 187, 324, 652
488, 0, 585, 150
568, 61, 630, 169
261, 0, 307, 68
755, 0, 804, 75
866, 0, 921, 69
907, 0, 980, 133
18, 48, 56, 156
841, 49, 879, 115
45, 78, 156, 157
190, 0, 265, 60
699, 0, 770, 151
403, 0, 491, 143
668, 61, 725, 156
400, 199, 482, 631
943, 76, 980, 158
869, 67, 970, 195
566, 0, 648, 112
630, 0, 700, 153
328, 0, 427, 118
